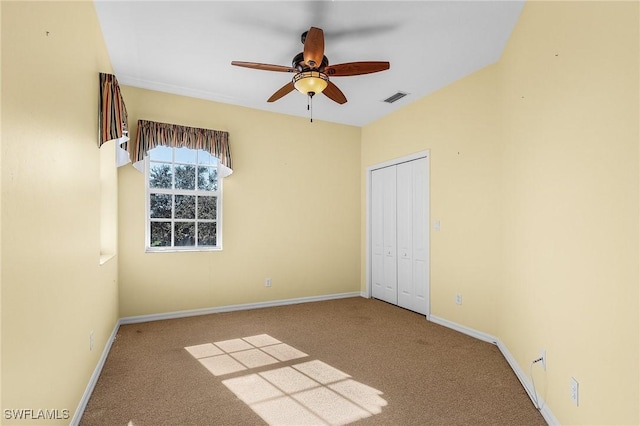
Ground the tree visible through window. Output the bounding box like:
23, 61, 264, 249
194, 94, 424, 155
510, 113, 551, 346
146, 146, 221, 251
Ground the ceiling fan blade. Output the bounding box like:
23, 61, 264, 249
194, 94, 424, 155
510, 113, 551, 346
231, 61, 295, 73
267, 81, 295, 102
324, 61, 390, 77
303, 27, 324, 68
322, 81, 347, 104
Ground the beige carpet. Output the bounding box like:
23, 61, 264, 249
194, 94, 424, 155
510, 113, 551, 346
80, 297, 546, 425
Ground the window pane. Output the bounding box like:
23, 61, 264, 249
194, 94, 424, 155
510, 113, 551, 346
175, 164, 195, 190
175, 147, 196, 164
150, 222, 171, 247
197, 166, 218, 191
150, 194, 172, 218
198, 222, 217, 246
175, 222, 195, 246
198, 196, 217, 220
197, 150, 219, 165
149, 163, 173, 189
175, 195, 195, 219
149, 146, 172, 162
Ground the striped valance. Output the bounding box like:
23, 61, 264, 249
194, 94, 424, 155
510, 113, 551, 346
133, 119, 233, 177
98, 73, 130, 166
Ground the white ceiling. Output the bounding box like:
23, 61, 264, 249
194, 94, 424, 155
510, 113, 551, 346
94, 1, 525, 127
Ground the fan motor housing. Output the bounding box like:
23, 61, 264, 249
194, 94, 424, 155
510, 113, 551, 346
292, 52, 329, 72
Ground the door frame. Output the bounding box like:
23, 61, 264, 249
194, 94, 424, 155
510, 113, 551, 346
365, 150, 430, 319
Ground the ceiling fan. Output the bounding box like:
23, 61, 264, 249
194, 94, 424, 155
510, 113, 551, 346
231, 27, 390, 107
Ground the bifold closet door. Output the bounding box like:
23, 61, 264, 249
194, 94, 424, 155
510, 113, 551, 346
371, 165, 397, 304
396, 158, 428, 315
371, 156, 429, 315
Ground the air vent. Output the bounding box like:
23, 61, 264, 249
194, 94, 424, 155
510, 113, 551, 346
383, 91, 408, 103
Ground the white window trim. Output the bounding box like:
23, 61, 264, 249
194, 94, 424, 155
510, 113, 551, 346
144, 149, 223, 253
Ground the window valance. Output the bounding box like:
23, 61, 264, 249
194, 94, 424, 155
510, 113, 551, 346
98, 73, 130, 166
132, 120, 233, 177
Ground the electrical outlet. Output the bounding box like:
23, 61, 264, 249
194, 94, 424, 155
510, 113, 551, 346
455, 294, 462, 305
570, 377, 579, 406
89, 331, 94, 351
540, 349, 546, 370
265, 278, 272, 287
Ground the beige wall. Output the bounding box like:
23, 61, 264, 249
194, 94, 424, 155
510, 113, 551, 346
117, 87, 362, 317
362, 1, 639, 424
499, 2, 639, 424
1, 2, 119, 424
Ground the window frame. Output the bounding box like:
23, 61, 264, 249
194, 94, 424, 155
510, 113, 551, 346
144, 146, 223, 253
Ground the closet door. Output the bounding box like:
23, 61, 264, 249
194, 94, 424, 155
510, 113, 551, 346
397, 158, 428, 314
371, 166, 397, 304
369, 154, 429, 316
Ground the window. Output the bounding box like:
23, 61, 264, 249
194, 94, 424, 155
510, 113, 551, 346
145, 146, 221, 251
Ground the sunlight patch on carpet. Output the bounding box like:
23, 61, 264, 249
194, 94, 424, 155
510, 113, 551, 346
214, 338, 254, 353
223, 374, 285, 404
185, 334, 387, 426
229, 348, 280, 369
293, 360, 351, 385
291, 386, 370, 425
252, 396, 325, 425
243, 334, 282, 347
259, 367, 319, 393
262, 343, 309, 361
184, 343, 223, 358
199, 354, 247, 376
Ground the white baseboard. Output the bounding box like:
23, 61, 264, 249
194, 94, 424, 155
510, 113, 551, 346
429, 315, 559, 426
496, 340, 559, 426
429, 315, 499, 345
70, 320, 121, 426
119, 291, 361, 325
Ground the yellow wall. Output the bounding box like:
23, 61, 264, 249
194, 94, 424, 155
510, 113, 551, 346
1, 2, 119, 424
499, 2, 639, 424
362, 1, 639, 424
362, 63, 504, 336
100, 140, 118, 261
117, 87, 362, 317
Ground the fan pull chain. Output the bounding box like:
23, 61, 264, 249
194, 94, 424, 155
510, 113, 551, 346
304, 92, 319, 123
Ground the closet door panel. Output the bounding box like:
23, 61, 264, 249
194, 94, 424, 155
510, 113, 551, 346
371, 169, 385, 300
371, 166, 397, 304
411, 157, 429, 314
381, 166, 398, 304
396, 161, 414, 310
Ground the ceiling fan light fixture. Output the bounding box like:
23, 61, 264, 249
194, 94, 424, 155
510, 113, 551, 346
293, 71, 328, 96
